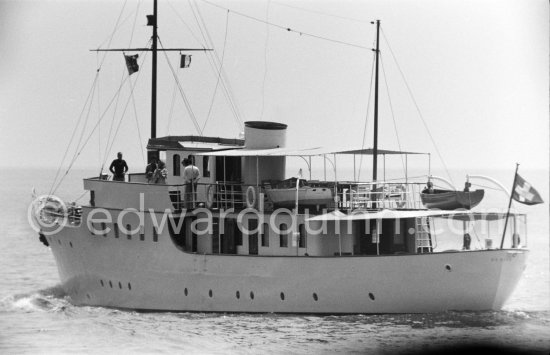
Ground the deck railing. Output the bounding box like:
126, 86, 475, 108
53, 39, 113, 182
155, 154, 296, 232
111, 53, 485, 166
336, 182, 426, 211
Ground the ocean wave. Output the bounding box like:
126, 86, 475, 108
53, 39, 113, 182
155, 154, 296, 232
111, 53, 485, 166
0, 285, 70, 313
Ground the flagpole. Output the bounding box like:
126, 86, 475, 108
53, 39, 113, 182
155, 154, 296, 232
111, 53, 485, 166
500, 163, 519, 249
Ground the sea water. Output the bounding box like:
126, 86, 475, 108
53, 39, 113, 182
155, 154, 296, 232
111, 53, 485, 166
1, 167, 548, 354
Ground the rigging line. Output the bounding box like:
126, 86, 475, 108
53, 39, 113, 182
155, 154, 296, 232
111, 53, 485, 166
380, 53, 406, 175
96, 53, 102, 168
48, 72, 100, 196
357, 50, 376, 181
166, 81, 178, 135
198, 0, 370, 50
102, 49, 150, 171
271, 1, 372, 25
260, 0, 272, 120
166, 0, 207, 48
158, 37, 203, 136
102, 39, 152, 170
104, 63, 147, 170
128, 0, 146, 166
202, 10, 230, 133
129, 76, 146, 166
189, 2, 244, 132
128, 0, 141, 47
191, 0, 244, 129
51, 75, 132, 195
380, 27, 454, 185
96, 0, 130, 70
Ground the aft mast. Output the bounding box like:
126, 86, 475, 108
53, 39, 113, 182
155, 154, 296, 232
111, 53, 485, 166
372, 19, 380, 182
151, 0, 158, 139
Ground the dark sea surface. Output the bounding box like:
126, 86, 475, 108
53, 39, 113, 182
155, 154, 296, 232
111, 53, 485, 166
1, 167, 549, 354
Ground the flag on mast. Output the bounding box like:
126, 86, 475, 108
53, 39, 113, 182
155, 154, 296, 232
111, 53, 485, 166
180, 54, 192, 68
124, 54, 139, 75
512, 174, 543, 205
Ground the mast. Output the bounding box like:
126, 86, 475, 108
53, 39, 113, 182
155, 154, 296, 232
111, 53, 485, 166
151, 0, 158, 139
372, 19, 380, 182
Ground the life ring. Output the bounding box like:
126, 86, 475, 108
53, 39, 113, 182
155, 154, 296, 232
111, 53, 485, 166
206, 185, 215, 208
245, 186, 256, 208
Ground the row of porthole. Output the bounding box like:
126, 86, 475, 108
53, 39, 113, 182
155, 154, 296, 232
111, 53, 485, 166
182, 289, 376, 302
53, 238, 74, 248
100, 279, 132, 291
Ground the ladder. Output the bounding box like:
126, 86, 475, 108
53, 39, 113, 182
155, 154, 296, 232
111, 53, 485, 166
415, 217, 433, 253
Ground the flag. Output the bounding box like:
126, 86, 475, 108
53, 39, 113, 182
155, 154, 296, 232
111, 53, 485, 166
146, 15, 155, 26
180, 54, 192, 68
512, 173, 543, 205
124, 54, 139, 75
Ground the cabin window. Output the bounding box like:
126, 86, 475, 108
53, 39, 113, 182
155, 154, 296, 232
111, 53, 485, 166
299, 224, 306, 248
248, 218, 258, 255
279, 223, 288, 248
203, 156, 210, 178
173, 154, 181, 176
235, 220, 243, 246
261, 223, 269, 247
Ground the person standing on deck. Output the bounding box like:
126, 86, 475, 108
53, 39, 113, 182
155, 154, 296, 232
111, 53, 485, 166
145, 158, 158, 183
153, 160, 168, 184
109, 152, 128, 181
182, 158, 200, 207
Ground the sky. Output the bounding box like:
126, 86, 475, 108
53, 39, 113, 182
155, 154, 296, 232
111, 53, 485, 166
0, 0, 548, 180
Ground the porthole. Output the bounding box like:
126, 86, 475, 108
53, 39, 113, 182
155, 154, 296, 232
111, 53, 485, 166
118, 282, 122, 289
184, 288, 188, 296
280, 292, 285, 301
250, 291, 255, 300
100, 280, 104, 287
368, 293, 375, 301
313, 293, 318, 301
209, 289, 213, 298
86, 294, 91, 299
445, 264, 452, 272
128, 283, 132, 290
236, 291, 240, 299
109, 281, 113, 288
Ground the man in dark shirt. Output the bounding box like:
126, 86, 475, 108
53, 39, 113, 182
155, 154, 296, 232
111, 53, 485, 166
109, 152, 128, 181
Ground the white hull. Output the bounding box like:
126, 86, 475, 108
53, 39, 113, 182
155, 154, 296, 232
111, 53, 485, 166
47, 223, 527, 314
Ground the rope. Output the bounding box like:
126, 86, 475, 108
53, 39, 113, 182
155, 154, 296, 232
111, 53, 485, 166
159, 37, 203, 136
260, 0, 272, 120
380, 53, 407, 175
199, 0, 370, 50
128, 2, 146, 166
381, 27, 454, 185
102, 50, 149, 173
191, 0, 244, 130
166, 0, 205, 48
271, 1, 371, 25
202, 10, 230, 133
51, 75, 132, 195
166, 81, 178, 135
48, 73, 100, 196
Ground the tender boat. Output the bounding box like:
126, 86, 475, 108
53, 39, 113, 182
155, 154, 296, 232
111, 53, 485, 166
420, 189, 485, 210
263, 178, 334, 209
30, 1, 530, 314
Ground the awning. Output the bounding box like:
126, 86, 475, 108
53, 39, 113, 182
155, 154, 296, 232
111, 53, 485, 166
306, 210, 524, 222
195, 146, 427, 157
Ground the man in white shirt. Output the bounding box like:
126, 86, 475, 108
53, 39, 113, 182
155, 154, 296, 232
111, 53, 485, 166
182, 157, 200, 208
